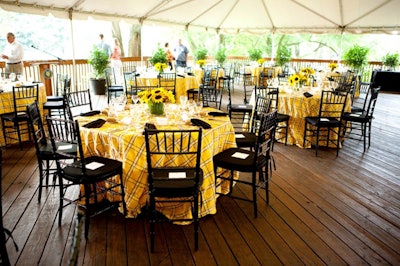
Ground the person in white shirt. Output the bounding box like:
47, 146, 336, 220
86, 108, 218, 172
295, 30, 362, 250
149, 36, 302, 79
1, 32, 24, 74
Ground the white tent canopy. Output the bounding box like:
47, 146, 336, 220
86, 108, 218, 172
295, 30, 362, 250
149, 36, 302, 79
1, 0, 400, 35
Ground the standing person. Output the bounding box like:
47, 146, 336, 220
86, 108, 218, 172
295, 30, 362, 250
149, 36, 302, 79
111, 38, 123, 84
97, 33, 111, 57
164, 42, 174, 71
1, 32, 24, 75
174, 39, 189, 68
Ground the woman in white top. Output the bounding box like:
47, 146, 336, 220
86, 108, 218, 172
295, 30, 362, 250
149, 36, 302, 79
111, 38, 122, 85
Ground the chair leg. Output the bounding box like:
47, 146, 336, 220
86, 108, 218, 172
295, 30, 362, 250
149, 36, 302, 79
38, 160, 44, 202
193, 195, 199, 251
252, 171, 258, 218
58, 175, 64, 226
149, 195, 156, 253
84, 184, 91, 240
15, 121, 23, 150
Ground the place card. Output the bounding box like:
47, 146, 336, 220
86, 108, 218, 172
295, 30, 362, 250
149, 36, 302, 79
235, 133, 245, 138
156, 117, 168, 125
231, 152, 249, 159
169, 172, 186, 179
85, 161, 105, 170
57, 144, 73, 150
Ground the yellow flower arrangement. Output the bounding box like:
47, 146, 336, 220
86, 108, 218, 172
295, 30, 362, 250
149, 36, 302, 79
154, 62, 168, 73
137, 87, 175, 104
328, 62, 338, 71
288, 68, 316, 88
196, 59, 206, 67
257, 58, 266, 66
300, 67, 315, 76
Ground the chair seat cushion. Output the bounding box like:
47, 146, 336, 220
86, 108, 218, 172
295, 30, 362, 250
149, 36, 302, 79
43, 101, 65, 109
235, 132, 257, 148
39, 141, 77, 159
108, 86, 124, 91
305, 116, 341, 126
277, 113, 289, 122
46, 95, 64, 102
1, 111, 28, 122
213, 147, 266, 172
230, 104, 253, 112
151, 167, 204, 198
342, 112, 369, 123
62, 156, 122, 183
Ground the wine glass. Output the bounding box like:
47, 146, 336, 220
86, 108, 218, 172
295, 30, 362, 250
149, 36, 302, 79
132, 95, 140, 104
179, 95, 188, 107
195, 101, 203, 116
9, 72, 16, 82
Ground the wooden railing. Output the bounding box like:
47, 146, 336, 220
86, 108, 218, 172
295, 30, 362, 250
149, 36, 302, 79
0, 57, 383, 96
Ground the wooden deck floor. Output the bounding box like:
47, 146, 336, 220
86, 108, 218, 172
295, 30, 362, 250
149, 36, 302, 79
1, 89, 400, 265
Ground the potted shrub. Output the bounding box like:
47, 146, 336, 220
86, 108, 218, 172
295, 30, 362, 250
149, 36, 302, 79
248, 48, 263, 62
194, 48, 208, 61
382, 52, 399, 71
343, 44, 369, 73
275, 45, 291, 67
88, 46, 110, 95
215, 47, 227, 67
149, 47, 168, 66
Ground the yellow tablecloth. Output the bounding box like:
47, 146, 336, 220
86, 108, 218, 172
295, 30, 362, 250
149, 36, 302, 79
251, 87, 351, 148
137, 75, 199, 103
0, 83, 47, 146
78, 107, 236, 222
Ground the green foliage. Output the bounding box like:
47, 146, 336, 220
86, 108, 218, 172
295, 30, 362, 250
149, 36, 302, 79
215, 47, 227, 65
343, 45, 369, 71
194, 48, 208, 60
275, 45, 291, 66
248, 48, 263, 61
382, 52, 399, 69
149, 47, 168, 65
87, 46, 110, 79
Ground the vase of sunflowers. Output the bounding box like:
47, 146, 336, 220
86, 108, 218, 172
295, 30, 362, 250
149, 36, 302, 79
328, 62, 338, 72
154, 62, 168, 75
288, 67, 315, 90
137, 87, 175, 115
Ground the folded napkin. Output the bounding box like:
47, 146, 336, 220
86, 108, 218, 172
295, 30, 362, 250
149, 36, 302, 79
208, 111, 228, 117
83, 118, 106, 128
177, 74, 186, 78
191, 118, 211, 129
303, 92, 313, 98
80, 110, 100, 117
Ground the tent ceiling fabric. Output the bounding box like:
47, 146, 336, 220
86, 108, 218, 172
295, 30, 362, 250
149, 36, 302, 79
1, 0, 400, 34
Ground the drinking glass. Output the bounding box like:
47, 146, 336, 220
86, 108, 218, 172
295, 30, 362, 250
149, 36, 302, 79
179, 95, 188, 107
195, 101, 203, 116
9, 72, 16, 82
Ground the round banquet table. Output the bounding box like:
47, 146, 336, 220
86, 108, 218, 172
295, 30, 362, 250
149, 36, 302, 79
77, 105, 236, 223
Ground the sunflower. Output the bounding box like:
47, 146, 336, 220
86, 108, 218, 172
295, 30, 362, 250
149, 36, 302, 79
328, 62, 338, 71
154, 62, 168, 73
137, 87, 175, 104
196, 59, 206, 67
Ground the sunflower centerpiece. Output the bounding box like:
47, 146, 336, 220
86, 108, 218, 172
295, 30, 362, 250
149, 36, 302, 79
288, 67, 315, 90
137, 87, 175, 115
154, 62, 168, 74
328, 62, 338, 72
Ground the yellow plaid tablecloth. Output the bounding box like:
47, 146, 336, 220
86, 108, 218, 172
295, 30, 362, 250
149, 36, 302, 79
0, 83, 47, 146
251, 87, 351, 148
137, 75, 199, 103
78, 107, 236, 222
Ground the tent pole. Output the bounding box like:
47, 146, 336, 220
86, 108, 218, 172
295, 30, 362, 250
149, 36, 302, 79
69, 8, 78, 91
